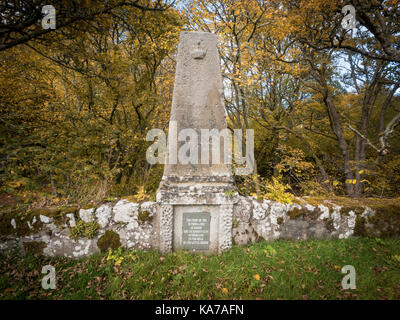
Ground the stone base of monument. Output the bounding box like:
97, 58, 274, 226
156, 175, 237, 254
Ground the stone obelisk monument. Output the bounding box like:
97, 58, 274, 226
156, 31, 236, 254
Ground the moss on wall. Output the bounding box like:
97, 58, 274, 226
339, 206, 364, 216
368, 204, 400, 237
287, 207, 309, 220
324, 218, 335, 232
69, 220, 100, 240
97, 230, 121, 252
23, 241, 46, 254
138, 209, 153, 224
28, 207, 69, 228
287, 207, 319, 220
354, 216, 368, 237
60, 206, 79, 217
0, 211, 16, 237
0, 209, 44, 237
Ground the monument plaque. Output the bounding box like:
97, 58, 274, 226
182, 212, 210, 250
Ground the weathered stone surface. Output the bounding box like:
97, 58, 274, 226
161, 31, 232, 180
79, 208, 95, 223
113, 199, 138, 223
140, 202, 158, 216
39, 215, 53, 224
95, 204, 112, 228
0, 199, 158, 258
66, 213, 76, 227
231, 195, 383, 244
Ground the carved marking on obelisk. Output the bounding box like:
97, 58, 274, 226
191, 40, 207, 59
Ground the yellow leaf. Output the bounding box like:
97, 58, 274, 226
253, 274, 261, 281
333, 180, 340, 187
114, 257, 123, 267
221, 287, 228, 294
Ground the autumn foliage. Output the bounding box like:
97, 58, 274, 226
1, 0, 399, 206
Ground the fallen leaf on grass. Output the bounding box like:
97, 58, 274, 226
3, 288, 14, 295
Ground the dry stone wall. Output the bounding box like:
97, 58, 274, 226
233, 196, 368, 245
0, 199, 157, 258
0, 196, 397, 258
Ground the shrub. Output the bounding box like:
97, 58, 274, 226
264, 177, 296, 204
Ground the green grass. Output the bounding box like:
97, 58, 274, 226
1, 238, 400, 300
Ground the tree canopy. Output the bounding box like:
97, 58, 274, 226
1, 0, 399, 207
